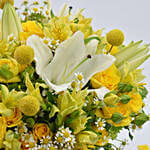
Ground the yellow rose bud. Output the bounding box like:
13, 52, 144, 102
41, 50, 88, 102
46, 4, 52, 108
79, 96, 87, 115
0, 0, 14, 9
104, 93, 119, 106
5, 108, 22, 127
14, 45, 34, 65
106, 29, 124, 46
33, 123, 52, 140
0, 116, 7, 148
18, 95, 40, 116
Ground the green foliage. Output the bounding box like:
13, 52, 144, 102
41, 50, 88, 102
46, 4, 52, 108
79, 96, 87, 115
120, 95, 131, 104
138, 86, 148, 99
111, 112, 125, 124
134, 112, 149, 126
118, 82, 134, 93
109, 126, 122, 140
0, 64, 14, 79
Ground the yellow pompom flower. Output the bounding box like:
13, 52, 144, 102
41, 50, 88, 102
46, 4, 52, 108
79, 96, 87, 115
138, 145, 149, 150
18, 95, 40, 116
14, 45, 34, 65
91, 64, 121, 90
0, 0, 14, 9
106, 29, 124, 46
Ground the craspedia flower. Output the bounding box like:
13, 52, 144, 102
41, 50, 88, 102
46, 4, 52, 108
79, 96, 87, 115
0, 0, 14, 9
14, 45, 34, 65
106, 29, 124, 46
18, 95, 40, 116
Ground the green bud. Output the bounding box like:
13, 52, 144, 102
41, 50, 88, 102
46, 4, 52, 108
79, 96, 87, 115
134, 113, 149, 126
104, 93, 119, 106
26, 118, 35, 128
1, 3, 23, 41
111, 112, 125, 124
120, 95, 131, 104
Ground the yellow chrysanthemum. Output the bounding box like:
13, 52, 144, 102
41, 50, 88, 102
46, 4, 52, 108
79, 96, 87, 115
14, 45, 34, 65
91, 64, 121, 90
138, 145, 149, 150
46, 16, 72, 42
20, 21, 44, 41
106, 29, 124, 46
18, 95, 40, 116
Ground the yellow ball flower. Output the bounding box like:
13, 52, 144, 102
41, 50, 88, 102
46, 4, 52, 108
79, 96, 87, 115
18, 95, 40, 116
106, 29, 124, 46
14, 45, 34, 65
0, 0, 14, 9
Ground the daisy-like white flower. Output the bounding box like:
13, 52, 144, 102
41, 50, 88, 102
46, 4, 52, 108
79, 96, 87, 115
27, 31, 115, 92
40, 135, 52, 149
95, 118, 105, 131
14, 123, 28, 136
54, 126, 76, 149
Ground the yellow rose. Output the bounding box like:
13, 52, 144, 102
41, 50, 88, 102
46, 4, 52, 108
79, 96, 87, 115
91, 64, 121, 90
20, 21, 44, 41
0, 116, 7, 148
5, 108, 22, 127
127, 91, 143, 113
33, 123, 51, 140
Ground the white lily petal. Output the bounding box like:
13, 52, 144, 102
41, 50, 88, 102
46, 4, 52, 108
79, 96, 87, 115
43, 76, 71, 92
27, 35, 53, 75
88, 87, 110, 99
43, 31, 86, 84
85, 38, 99, 56
71, 54, 115, 87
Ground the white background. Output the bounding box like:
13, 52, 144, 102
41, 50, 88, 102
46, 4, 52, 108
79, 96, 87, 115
1, 0, 150, 149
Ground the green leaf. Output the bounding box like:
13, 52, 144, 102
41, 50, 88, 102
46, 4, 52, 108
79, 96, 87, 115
84, 36, 101, 45
55, 113, 63, 127
65, 109, 80, 125
111, 112, 125, 124
139, 86, 148, 99
50, 9, 55, 18
109, 126, 122, 140
74, 17, 79, 24
134, 112, 149, 126
120, 95, 131, 104
0, 64, 14, 79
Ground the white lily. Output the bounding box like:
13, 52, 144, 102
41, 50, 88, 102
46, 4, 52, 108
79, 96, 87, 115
27, 31, 115, 92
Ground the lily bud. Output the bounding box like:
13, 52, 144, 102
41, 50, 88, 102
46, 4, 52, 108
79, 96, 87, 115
1, 2, 23, 40
0, 0, 14, 9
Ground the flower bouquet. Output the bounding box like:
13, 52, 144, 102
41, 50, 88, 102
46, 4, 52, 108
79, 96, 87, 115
0, 0, 150, 150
